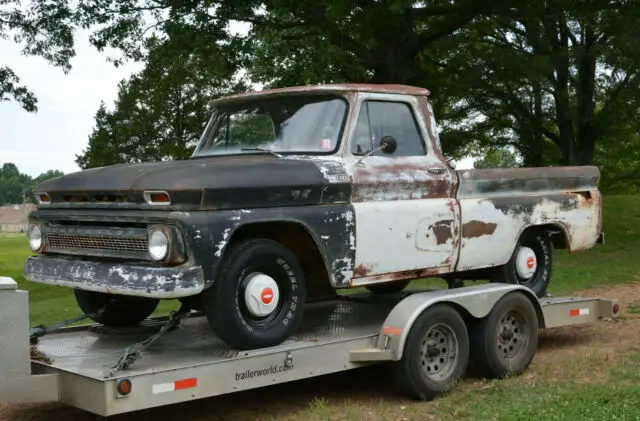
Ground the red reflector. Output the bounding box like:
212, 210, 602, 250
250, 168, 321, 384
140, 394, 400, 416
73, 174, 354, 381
613, 303, 620, 314
569, 309, 580, 317
175, 378, 197, 390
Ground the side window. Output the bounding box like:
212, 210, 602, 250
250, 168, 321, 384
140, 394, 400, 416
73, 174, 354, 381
351, 101, 426, 156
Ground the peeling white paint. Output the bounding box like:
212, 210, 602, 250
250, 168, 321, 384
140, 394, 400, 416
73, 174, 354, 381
456, 194, 600, 271
214, 228, 232, 257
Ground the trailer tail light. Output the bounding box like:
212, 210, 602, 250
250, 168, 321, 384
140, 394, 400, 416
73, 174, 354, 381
117, 379, 132, 396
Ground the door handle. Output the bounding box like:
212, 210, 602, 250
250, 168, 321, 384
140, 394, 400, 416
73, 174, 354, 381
427, 167, 447, 175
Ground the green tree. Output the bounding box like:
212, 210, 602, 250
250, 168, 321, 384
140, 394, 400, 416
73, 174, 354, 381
0, 163, 63, 205
76, 36, 248, 169
441, 3, 640, 166
474, 149, 519, 169
1, 0, 76, 111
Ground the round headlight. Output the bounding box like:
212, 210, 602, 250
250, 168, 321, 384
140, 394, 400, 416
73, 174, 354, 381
148, 230, 169, 261
28, 224, 42, 252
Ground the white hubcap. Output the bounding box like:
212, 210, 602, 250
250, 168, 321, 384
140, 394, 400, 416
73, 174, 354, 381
515, 246, 537, 279
244, 273, 280, 317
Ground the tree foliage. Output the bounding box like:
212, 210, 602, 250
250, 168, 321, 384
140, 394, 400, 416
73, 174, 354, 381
76, 36, 248, 169
474, 148, 520, 169
0, 163, 63, 205
1, 0, 76, 111
67, 0, 640, 191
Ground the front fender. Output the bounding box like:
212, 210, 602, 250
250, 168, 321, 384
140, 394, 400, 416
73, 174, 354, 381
170, 204, 356, 288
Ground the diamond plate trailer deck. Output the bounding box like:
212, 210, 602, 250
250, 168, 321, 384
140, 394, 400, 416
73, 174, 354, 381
0, 276, 618, 417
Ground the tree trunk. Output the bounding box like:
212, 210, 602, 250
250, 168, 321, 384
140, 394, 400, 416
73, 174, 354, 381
575, 19, 597, 165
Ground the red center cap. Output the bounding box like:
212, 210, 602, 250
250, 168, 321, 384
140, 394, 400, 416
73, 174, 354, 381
526, 256, 535, 270
261, 287, 273, 305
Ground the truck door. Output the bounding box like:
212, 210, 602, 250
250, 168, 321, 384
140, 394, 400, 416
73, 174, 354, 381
347, 93, 459, 281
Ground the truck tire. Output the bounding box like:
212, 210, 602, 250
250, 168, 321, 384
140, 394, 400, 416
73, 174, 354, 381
391, 304, 469, 401
74, 289, 159, 327
494, 230, 552, 298
365, 280, 410, 294
469, 291, 539, 379
203, 238, 306, 350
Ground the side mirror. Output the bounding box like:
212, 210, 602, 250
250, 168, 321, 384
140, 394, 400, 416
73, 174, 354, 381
379, 136, 397, 155
446, 156, 457, 169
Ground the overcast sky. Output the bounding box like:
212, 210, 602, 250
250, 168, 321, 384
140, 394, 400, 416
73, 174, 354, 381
0, 30, 143, 178
1, 28, 473, 178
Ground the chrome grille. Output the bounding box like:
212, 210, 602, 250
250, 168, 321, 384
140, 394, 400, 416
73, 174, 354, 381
46, 233, 148, 253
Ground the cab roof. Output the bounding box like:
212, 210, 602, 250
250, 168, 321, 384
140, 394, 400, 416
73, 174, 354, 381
211, 83, 430, 105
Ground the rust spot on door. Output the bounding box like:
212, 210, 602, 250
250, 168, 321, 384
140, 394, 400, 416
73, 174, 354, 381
462, 221, 497, 238
428, 220, 453, 245
354, 264, 372, 277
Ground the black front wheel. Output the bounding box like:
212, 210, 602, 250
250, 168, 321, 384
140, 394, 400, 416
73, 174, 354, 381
74, 289, 159, 327
203, 239, 307, 350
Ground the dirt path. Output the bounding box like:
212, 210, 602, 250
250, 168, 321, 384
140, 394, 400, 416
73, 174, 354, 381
2, 283, 640, 421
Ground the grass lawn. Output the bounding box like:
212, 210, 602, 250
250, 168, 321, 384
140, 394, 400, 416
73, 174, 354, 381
0, 194, 639, 420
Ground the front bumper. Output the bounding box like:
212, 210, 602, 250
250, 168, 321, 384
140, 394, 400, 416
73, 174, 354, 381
24, 255, 205, 299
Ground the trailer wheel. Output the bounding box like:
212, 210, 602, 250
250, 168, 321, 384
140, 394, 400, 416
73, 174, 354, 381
365, 280, 410, 294
74, 289, 159, 327
203, 239, 306, 350
495, 230, 552, 298
470, 291, 539, 379
391, 304, 469, 401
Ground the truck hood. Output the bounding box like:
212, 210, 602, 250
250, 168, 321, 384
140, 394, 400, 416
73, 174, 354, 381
33, 155, 351, 210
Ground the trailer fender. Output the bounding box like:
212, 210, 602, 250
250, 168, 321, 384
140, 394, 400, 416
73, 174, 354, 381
375, 283, 543, 361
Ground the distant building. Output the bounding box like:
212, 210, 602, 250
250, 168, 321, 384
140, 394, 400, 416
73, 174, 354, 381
0, 204, 36, 233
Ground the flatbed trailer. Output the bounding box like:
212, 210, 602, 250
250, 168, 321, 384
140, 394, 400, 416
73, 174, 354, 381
0, 276, 619, 417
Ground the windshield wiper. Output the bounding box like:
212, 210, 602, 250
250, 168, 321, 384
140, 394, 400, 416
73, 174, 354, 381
241, 148, 283, 158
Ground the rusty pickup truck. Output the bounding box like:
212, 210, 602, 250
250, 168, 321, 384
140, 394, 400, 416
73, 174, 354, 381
24, 84, 604, 350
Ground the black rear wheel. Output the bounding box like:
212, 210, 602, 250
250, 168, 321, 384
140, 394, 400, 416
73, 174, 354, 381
203, 239, 306, 350
469, 292, 539, 379
493, 230, 552, 298
74, 289, 159, 327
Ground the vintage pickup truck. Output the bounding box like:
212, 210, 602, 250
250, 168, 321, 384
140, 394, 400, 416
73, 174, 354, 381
23, 84, 604, 350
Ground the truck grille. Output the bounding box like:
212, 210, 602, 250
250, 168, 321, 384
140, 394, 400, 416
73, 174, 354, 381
43, 224, 150, 260
46, 233, 148, 253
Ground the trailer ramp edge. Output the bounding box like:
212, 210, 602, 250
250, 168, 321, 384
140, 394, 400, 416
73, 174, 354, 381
0, 276, 60, 404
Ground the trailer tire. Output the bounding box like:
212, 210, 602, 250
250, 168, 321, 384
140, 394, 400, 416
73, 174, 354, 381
495, 230, 552, 298
74, 289, 159, 327
470, 291, 538, 379
203, 239, 306, 350
391, 304, 469, 401
365, 280, 410, 294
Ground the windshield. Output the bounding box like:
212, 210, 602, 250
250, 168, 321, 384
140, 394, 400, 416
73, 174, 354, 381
193, 94, 348, 156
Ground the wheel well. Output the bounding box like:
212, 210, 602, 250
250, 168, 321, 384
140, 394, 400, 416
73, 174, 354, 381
224, 221, 336, 301
520, 223, 569, 250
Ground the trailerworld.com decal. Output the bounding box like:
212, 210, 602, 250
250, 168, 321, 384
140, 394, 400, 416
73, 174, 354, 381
234, 363, 294, 381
